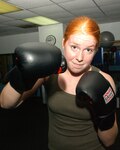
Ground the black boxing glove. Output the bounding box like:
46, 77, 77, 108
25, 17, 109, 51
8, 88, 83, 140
76, 71, 116, 131
7, 42, 67, 93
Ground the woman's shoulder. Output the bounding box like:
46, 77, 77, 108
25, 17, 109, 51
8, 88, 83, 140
91, 65, 100, 72
99, 70, 116, 93
91, 65, 116, 93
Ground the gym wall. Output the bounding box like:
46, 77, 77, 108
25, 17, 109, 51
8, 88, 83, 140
99, 21, 120, 40
0, 32, 39, 54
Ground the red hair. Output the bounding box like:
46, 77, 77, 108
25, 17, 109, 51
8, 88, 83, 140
63, 16, 100, 48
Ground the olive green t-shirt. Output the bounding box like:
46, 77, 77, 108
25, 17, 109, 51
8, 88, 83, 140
45, 66, 105, 150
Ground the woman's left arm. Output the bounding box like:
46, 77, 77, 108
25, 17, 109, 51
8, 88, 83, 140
98, 71, 118, 147
98, 113, 118, 147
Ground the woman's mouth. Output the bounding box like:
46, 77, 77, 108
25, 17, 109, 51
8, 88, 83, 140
72, 62, 84, 68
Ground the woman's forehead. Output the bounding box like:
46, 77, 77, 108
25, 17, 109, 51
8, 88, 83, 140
69, 34, 96, 46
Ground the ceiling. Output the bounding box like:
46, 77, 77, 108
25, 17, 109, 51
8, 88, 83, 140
0, 0, 120, 37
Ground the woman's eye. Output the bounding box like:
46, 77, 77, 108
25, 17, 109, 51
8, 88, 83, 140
85, 48, 93, 53
71, 45, 79, 51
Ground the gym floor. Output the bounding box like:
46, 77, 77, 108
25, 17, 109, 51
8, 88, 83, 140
0, 97, 48, 150
0, 96, 119, 150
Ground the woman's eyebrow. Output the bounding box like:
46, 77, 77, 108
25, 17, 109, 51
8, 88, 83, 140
87, 44, 96, 48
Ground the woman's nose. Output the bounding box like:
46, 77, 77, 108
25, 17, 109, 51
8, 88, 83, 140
76, 51, 83, 62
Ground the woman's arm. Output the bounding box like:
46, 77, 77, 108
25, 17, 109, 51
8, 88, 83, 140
0, 78, 44, 109
98, 113, 118, 147
98, 71, 118, 147
0, 42, 66, 108
0, 82, 21, 108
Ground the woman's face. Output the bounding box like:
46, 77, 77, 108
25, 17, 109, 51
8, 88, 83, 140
63, 34, 97, 75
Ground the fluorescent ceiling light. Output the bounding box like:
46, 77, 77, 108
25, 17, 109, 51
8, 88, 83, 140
0, 0, 21, 14
23, 16, 59, 26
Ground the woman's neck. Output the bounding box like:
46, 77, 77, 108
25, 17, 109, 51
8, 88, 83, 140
58, 65, 92, 95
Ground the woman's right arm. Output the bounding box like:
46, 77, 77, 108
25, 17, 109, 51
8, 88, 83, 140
0, 82, 21, 108
0, 42, 66, 109
0, 78, 44, 109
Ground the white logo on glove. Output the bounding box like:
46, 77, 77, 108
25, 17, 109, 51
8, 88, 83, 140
103, 87, 114, 104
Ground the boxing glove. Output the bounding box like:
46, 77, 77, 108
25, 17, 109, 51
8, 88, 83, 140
76, 71, 116, 131
7, 42, 67, 93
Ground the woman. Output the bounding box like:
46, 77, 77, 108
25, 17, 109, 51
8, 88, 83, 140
0, 16, 118, 150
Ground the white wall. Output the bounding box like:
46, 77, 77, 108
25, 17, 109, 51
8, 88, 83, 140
0, 21, 120, 54
0, 32, 39, 54
38, 23, 64, 52
99, 22, 120, 40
